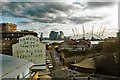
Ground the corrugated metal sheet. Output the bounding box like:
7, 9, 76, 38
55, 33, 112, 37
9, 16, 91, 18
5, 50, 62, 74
0, 54, 34, 79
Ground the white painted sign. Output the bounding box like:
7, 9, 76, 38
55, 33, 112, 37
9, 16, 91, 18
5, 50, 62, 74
12, 35, 46, 65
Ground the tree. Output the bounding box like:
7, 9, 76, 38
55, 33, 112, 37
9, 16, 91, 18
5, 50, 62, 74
94, 39, 120, 76
102, 40, 117, 54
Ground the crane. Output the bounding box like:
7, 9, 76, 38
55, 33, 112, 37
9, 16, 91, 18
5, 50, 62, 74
101, 26, 106, 36
91, 26, 94, 36
91, 26, 94, 40
72, 28, 76, 36
96, 28, 99, 36
98, 26, 102, 36
82, 26, 85, 39
75, 27, 78, 36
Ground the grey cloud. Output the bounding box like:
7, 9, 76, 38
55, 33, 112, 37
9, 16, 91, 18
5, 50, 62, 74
87, 16, 104, 19
73, 2, 87, 9
1, 2, 106, 24
70, 15, 104, 24
17, 21, 33, 25
17, 15, 67, 24
87, 2, 116, 9
0, 2, 2, 13
1, 2, 73, 16
70, 17, 94, 24
86, 0, 118, 2
2, 2, 29, 17
31, 16, 67, 24
1, 2, 75, 23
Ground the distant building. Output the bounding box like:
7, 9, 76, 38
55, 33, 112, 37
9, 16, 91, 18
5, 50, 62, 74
40, 32, 43, 41
49, 31, 59, 40
90, 40, 104, 49
1, 31, 38, 55
59, 40, 91, 51
104, 37, 117, 42
117, 30, 120, 41
12, 35, 46, 65
0, 23, 38, 55
64, 36, 70, 40
117, 30, 120, 53
59, 31, 64, 40
49, 30, 65, 40
0, 23, 17, 32
0, 54, 38, 79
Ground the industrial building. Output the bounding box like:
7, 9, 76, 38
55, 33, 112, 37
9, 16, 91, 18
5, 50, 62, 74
59, 40, 91, 51
0, 54, 39, 80
0, 23, 17, 32
0, 23, 38, 56
12, 35, 46, 65
71, 26, 106, 40
49, 31, 64, 40
59, 31, 64, 40
1, 31, 38, 56
49, 31, 59, 40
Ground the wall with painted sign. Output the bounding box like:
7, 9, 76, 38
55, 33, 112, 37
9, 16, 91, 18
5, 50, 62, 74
12, 35, 46, 65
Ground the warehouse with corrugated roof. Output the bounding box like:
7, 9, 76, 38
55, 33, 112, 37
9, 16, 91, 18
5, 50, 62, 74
0, 54, 34, 80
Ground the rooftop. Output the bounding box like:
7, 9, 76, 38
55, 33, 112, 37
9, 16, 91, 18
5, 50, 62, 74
71, 57, 95, 69
0, 54, 34, 79
62, 40, 91, 45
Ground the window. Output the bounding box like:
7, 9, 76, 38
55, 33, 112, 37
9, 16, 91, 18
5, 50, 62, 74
7, 43, 10, 45
12, 38, 17, 40
82, 47, 84, 50
17, 75, 19, 80
40, 50, 42, 52
39, 54, 42, 56
7, 38, 10, 40
30, 59, 32, 62
11, 34, 14, 36
18, 34, 20, 36
3, 43, 6, 45
4, 38, 7, 40
7, 34, 10, 36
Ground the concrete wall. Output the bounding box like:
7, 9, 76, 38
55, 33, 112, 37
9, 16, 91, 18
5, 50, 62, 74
12, 35, 46, 64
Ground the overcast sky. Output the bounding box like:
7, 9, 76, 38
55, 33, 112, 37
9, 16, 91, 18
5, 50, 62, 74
0, 0, 119, 37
